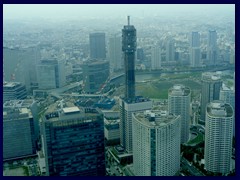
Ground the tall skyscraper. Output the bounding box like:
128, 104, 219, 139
119, 17, 152, 154
151, 45, 161, 70
204, 101, 233, 174
166, 38, 175, 62
200, 72, 222, 123
168, 85, 191, 143
82, 59, 109, 94
3, 82, 27, 103
207, 30, 218, 66
122, 16, 136, 101
132, 110, 181, 176
108, 34, 122, 73
41, 106, 105, 176
3, 107, 35, 160
189, 32, 201, 67
89, 32, 106, 59
36, 59, 66, 90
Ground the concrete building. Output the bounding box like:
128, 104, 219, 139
82, 60, 109, 94
189, 32, 201, 67
3, 82, 27, 103
3, 99, 39, 146
207, 30, 218, 66
89, 32, 106, 59
108, 34, 122, 73
166, 38, 175, 62
3, 46, 40, 92
200, 72, 222, 123
41, 106, 105, 176
220, 84, 235, 136
36, 59, 66, 90
132, 110, 181, 176
119, 97, 152, 153
204, 101, 233, 174
3, 107, 36, 160
104, 119, 120, 145
168, 85, 191, 143
151, 45, 161, 70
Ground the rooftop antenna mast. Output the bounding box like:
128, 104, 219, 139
128, 16, 130, 25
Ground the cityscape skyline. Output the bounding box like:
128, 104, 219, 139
3, 4, 235, 176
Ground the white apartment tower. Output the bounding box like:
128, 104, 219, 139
204, 100, 233, 174
200, 72, 222, 123
168, 85, 191, 143
132, 110, 181, 176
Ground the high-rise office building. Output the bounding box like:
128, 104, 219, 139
151, 45, 161, 70
89, 32, 106, 59
132, 110, 181, 176
200, 72, 222, 123
166, 38, 175, 62
3, 46, 40, 92
119, 17, 152, 154
3, 99, 39, 146
108, 34, 122, 73
3, 107, 35, 160
189, 32, 201, 67
41, 106, 105, 176
119, 97, 152, 153
207, 30, 218, 66
82, 59, 109, 94
36, 59, 66, 90
168, 85, 191, 143
204, 101, 233, 174
3, 82, 27, 103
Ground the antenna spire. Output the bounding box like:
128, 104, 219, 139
128, 16, 130, 25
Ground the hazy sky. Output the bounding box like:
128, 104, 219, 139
3, 4, 235, 20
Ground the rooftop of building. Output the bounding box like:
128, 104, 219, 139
3, 107, 32, 120
43, 99, 102, 122
3, 99, 35, 108
168, 84, 191, 96
3, 82, 22, 88
207, 100, 233, 117
133, 110, 179, 128
202, 72, 221, 81
121, 96, 151, 104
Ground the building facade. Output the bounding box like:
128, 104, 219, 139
82, 60, 109, 94
89, 32, 106, 59
207, 30, 218, 66
3, 107, 35, 160
36, 59, 66, 90
108, 34, 122, 73
132, 110, 181, 176
151, 45, 161, 70
168, 85, 191, 143
41, 107, 105, 176
3, 82, 27, 103
204, 101, 233, 174
200, 72, 222, 123
119, 97, 152, 153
